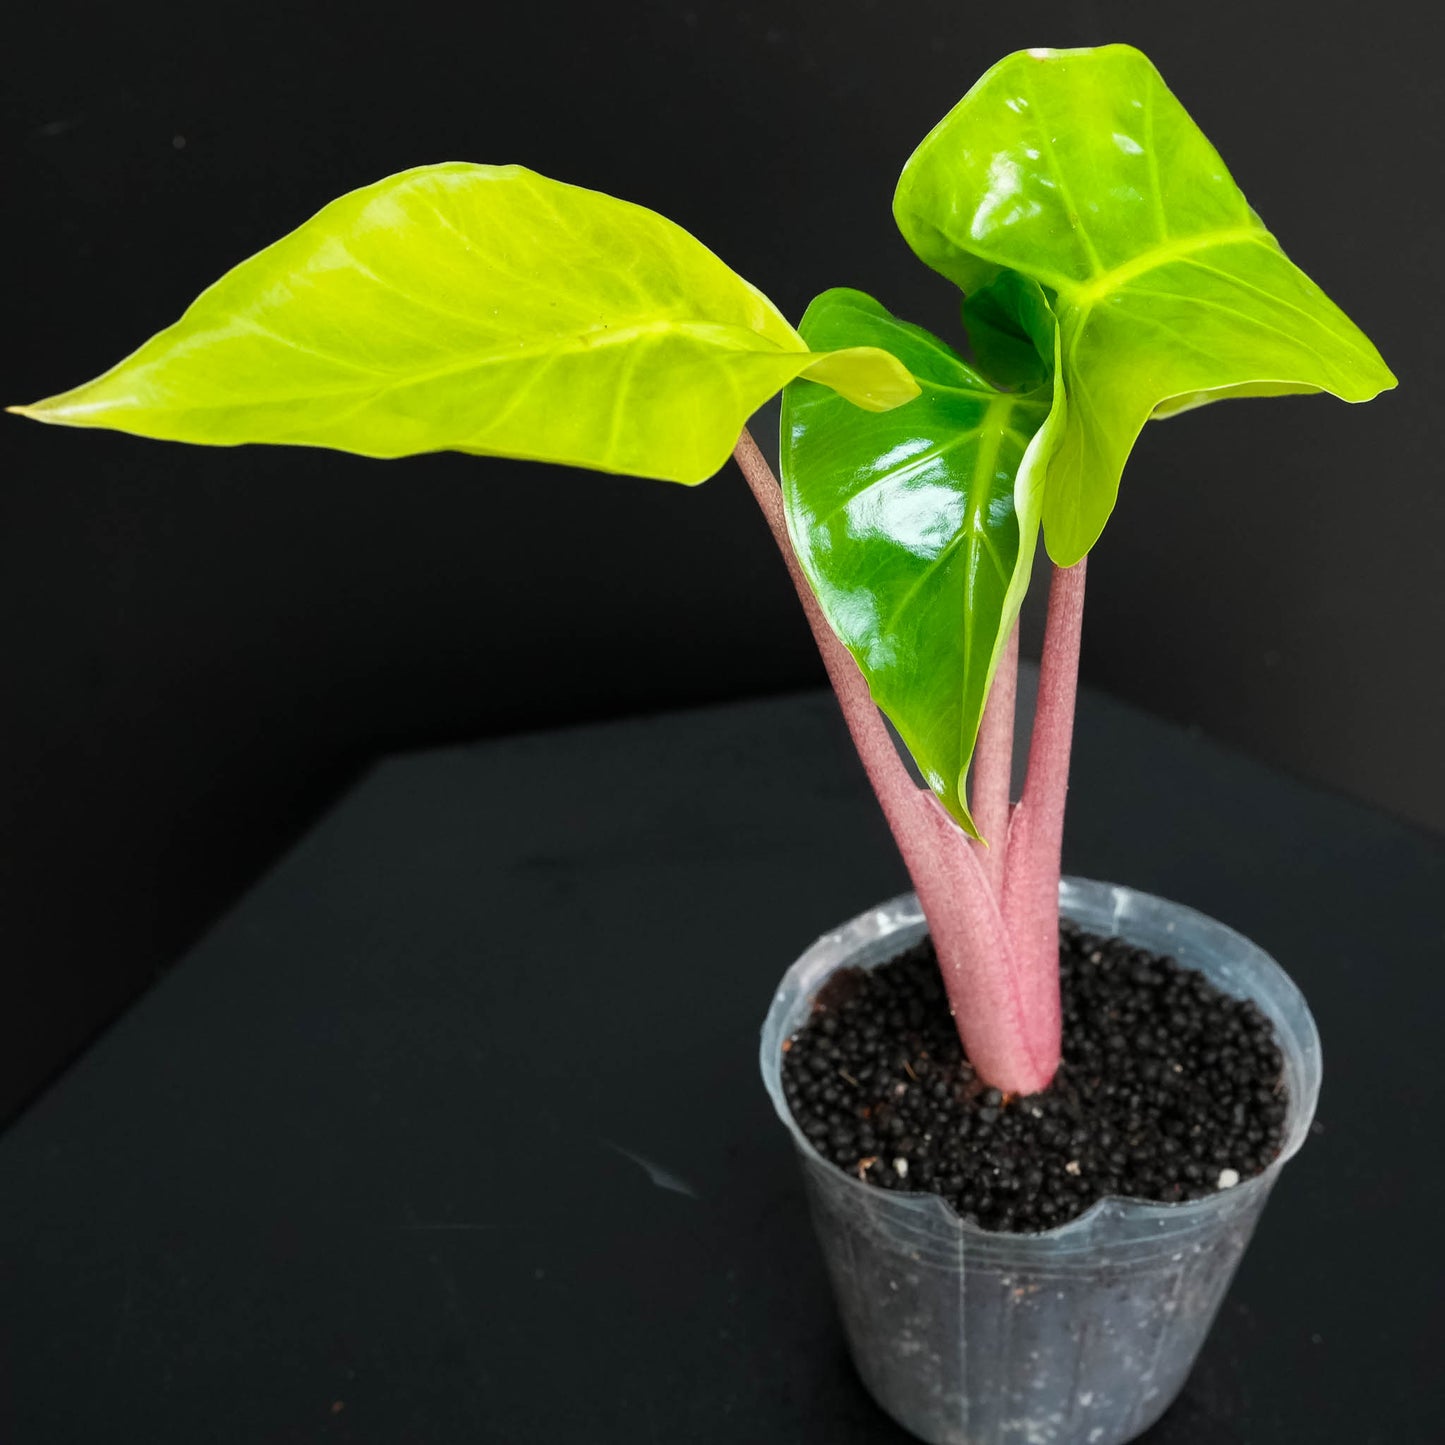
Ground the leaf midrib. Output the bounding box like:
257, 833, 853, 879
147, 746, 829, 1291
145, 317, 804, 405
872, 395, 1017, 657
957, 396, 1012, 765
1055, 226, 1269, 309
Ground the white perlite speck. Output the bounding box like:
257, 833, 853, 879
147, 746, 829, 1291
893, 1157, 909, 1178
1217, 1168, 1241, 1189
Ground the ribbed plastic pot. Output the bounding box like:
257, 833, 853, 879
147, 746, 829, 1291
760, 878, 1322, 1445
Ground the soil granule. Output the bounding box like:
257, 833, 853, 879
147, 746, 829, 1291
781, 920, 1289, 1233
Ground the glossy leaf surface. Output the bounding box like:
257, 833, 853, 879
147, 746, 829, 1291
780, 287, 1063, 834
14, 165, 917, 484
895, 44, 1397, 564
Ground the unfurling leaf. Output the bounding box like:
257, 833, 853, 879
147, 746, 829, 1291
895, 44, 1396, 564
780, 286, 1064, 834
14, 164, 918, 484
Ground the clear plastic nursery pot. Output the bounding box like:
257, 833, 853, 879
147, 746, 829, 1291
761, 878, 1322, 1445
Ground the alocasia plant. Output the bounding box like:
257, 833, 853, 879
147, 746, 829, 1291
12, 45, 1393, 1096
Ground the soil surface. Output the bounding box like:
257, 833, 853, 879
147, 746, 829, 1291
781, 921, 1289, 1233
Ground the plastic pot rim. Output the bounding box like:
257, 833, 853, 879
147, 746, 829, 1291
760, 875, 1323, 1245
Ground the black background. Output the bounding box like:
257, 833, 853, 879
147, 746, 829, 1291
2, 0, 1439, 1121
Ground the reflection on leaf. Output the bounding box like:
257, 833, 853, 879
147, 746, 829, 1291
895, 44, 1395, 564
781, 287, 1064, 832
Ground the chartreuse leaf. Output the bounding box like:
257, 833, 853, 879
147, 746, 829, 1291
12, 164, 917, 484
894, 44, 1397, 564
780, 285, 1064, 835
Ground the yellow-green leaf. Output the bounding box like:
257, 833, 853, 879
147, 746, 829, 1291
894, 45, 1396, 564
14, 164, 917, 483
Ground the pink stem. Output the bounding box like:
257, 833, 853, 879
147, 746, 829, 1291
732, 428, 928, 834
734, 429, 1058, 1093
972, 622, 1019, 896
1003, 559, 1087, 1067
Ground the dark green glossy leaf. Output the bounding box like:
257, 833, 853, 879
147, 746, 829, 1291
962, 267, 1055, 393
780, 287, 1064, 834
13, 165, 918, 484
895, 44, 1397, 564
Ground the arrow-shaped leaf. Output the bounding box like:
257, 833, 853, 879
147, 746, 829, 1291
780, 285, 1064, 835
14, 164, 918, 484
894, 44, 1396, 564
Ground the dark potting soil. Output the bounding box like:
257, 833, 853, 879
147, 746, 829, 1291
781, 921, 1289, 1233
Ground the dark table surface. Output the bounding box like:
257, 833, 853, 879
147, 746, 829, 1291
2, 684, 1441, 1443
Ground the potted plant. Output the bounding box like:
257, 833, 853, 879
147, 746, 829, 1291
11, 43, 1391, 1445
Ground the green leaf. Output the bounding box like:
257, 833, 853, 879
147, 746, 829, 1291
895, 44, 1397, 564
780, 287, 1064, 835
962, 267, 1055, 393
13, 164, 918, 484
